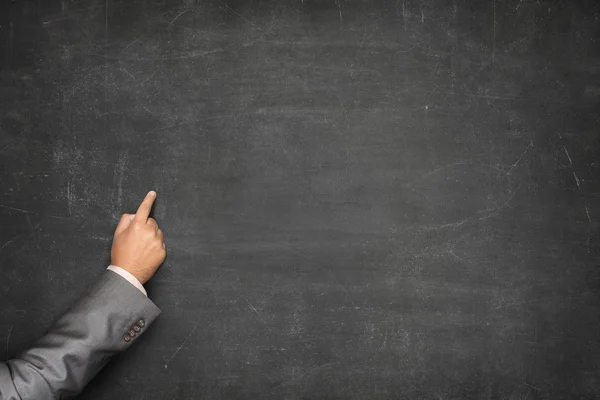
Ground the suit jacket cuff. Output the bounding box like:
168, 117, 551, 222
8, 271, 161, 399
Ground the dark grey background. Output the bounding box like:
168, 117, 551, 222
1, 0, 600, 398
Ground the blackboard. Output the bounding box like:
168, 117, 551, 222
1, 0, 600, 398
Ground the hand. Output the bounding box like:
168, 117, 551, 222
111, 191, 166, 284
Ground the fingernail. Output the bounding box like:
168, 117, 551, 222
149, 190, 156, 196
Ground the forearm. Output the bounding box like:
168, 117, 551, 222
1, 271, 160, 399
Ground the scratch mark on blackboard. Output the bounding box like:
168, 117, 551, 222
115, 152, 126, 212
67, 178, 73, 217
25, 215, 40, 250
158, 49, 226, 60
422, 162, 507, 179
336, 94, 351, 143
417, 216, 472, 232
563, 147, 572, 165
561, 140, 592, 224
492, 294, 584, 311
246, 298, 271, 332
0, 204, 32, 214
481, 190, 518, 221
585, 206, 592, 223
448, 249, 463, 262
6, 326, 12, 355
212, 375, 240, 380
421, 162, 468, 178
48, 215, 72, 220
587, 236, 591, 254
299, 362, 340, 382
420, 189, 518, 232
0, 235, 23, 255
88, 234, 111, 242
336, 0, 343, 22
504, 141, 533, 177
168, 9, 190, 29
164, 323, 199, 368
0, 204, 69, 220
401, 0, 407, 31
514, 0, 523, 11
573, 172, 581, 191
492, 0, 496, 62
122, 38, 140, 53
525, 382, 540, 392
216, 0, 271, 37
119, 67, 135, 80
108, 48, 225, 62
355, 26, 367, 59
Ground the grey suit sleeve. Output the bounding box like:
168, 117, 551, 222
0, 271, 161, 400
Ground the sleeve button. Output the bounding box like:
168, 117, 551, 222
124, 335, 131, 342
137, 319, 145, 328
133, 325, 141, 332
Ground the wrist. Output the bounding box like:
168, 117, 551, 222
111, 260, 144, 283
107, 265, 147, 296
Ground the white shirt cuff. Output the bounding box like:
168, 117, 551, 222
107, 265, 147, 297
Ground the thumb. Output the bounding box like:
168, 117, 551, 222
114, 214, 135, 237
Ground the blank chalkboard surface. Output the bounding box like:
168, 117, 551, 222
1, 0, 600, 398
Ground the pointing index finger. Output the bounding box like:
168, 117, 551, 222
135, 191, 157, 222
